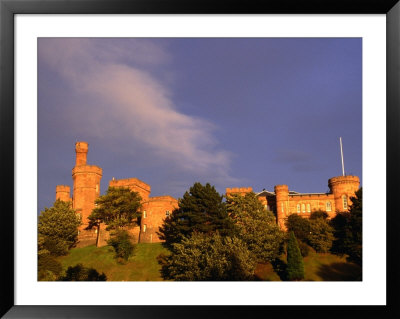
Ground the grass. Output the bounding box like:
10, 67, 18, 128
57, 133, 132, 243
59, 244, 361, 281
255, 250, 362, 281
58, 243, 169, 281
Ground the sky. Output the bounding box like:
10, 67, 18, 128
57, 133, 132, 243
38, 38, 362, 213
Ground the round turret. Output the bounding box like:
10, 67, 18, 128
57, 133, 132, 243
55, 185, 71, 202
274, 185, 289, 230
328, 175, 360, 212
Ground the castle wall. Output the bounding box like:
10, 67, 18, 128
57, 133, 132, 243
109, 177, 151, 201
54, 141, 361, 247
139, 196, 178, 243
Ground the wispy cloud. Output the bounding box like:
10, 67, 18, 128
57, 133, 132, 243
38, 38, 238, 184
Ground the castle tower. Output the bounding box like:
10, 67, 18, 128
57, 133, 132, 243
72, 141, 102, 246
274, 185, 289, 230
328, 175, 360, 213
55, 185, 71, 202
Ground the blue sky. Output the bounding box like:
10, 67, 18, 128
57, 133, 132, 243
38, 38, 362, 213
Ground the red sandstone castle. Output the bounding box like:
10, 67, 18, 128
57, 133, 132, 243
55, 142, 360, 247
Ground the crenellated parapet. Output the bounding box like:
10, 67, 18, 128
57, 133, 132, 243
55, 185, 72, 202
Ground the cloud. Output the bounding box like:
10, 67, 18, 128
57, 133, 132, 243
38, 38, 238, 183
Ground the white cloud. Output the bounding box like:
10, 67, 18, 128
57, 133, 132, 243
38, 38, 238, 183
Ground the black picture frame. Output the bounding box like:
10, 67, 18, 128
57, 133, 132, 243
1, 0, 399, 318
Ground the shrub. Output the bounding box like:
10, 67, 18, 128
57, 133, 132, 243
107, 230, 135, 262
297, 240, 312, 257
59, 264, 107, 281
38, 254, 63, 281
308, 218, 334, 253
160, 232, 256, 281
309, 210, 329, 220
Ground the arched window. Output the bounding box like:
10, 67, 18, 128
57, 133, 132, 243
307, 204, 311, 212
301, 204, 305, 213
143, 211, 146, 218
326, 201, 332, 212
143, 224, 147, 233
343, 195, 348, 210
297, 204, 301, 213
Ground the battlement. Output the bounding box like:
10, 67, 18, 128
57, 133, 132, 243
109, 177, 151, 192
56, 185, 70, 192
146, 195, 178, 203
274, 184, 289, 192
72, 165, 103, 176
225, 187, 253, 194
328, 175, 360, 188
55, 185, 71, 202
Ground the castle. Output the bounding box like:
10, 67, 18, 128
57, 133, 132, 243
55, 142, 360, 247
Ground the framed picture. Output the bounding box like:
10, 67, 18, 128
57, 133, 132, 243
1, 0, 399, 318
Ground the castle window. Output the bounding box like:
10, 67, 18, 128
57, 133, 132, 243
343, 195, 348, 210
143, 211, 146, 218
297, 204, 301, 213
166, 210, 170, 216
307, 204, 311, 212
143, 224, 147, 233
281, 203, 284, 213
301, 204, 305, 213
326, 201, 332, 212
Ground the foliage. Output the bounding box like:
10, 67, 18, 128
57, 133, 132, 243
297, 240, 312, 257
158, 183, 235, 247
286, 231, 305, 281
308, 218, 334, 252
226, 192, 285, 262
310, 210, 329, 220
59, 263, 107, 281
331, 188, 362, 265
88, 187, 142, 231
38, 254, 63, 281
38, 199, 81, 256
107, 230, 135, 262
285, 214, 311, 242
159, 232, 256, 281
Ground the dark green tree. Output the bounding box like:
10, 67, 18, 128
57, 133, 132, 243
159, 232, 256, 281
286, 231, 305, 281
88, 186, 142, 231
158, 182, 235, 247
285, 214, 311, 242
309, 210, 329, 220
226, 192, 284, 262
308, 218, 334, 253
59, 264, 107, 281
107, 230, 135, 262
331, 188, 362, 265
38, 199, 81, 256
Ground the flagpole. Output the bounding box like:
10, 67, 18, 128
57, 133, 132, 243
340, 137, 345, 176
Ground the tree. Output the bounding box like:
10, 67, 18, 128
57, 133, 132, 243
159, 232, 256, 281
88, 186, 142, 232
307, 218, 334, 253
107, 230, 135, 262
59, 264, 107, 281
286, 214, 311, 242
286, 231, 305, 281
38, 199, 81, 256
310, 210, 329, 220
226, 192, 284, 262
158, 182, 235, 247
331, 188, 362, 265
